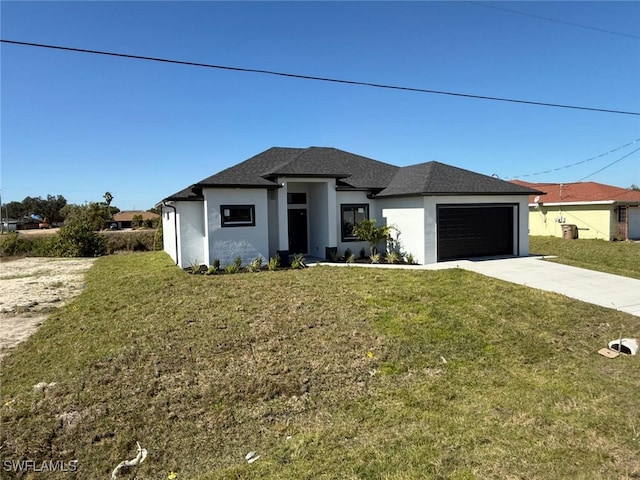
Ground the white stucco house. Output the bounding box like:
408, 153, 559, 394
158, 147, 540, 268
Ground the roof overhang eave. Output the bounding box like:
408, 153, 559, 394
530, 200, 615, 207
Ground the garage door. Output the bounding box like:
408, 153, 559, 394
629, 207, 640, 240
437, 205, 515, 261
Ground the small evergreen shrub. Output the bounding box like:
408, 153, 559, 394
291, 253, 306, 269
247, 257, 263, 273
268, 256, 280, 271
225, 263, 240, 274
386, 251, 400, 264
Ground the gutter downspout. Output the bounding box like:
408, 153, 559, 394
162, 202, 179, 265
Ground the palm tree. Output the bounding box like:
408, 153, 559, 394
352, 219, 394, 256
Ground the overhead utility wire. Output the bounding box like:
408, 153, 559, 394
575, 147, 640, 182
468, 2, 640, 40
510, 138, 640, 179
2, 39, 639, 117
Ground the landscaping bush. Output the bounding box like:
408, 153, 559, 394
0, 232, 58, 257
0, 228, 160, 258
57, 223, 107, 257
0, 232, 30, 257
102, 229, 158, 254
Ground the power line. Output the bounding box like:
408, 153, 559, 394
468, 2, 640, 40
575, 146, 640, 182
2, 39, 639, 116
510, 138, 640, 179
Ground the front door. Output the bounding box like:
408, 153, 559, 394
288, 209, 308, 254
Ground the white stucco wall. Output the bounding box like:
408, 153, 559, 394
178, 201, 207, 268
423, 195, 530, 264
267, 189, 279, 256
308, 182, 330, 258
379, 197, 425, 264
204, 188, 269, 267
161, 205, 178, 264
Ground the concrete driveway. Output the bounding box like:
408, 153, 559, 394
432, 256, 640, 317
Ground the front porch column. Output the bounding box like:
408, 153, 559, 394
277, 179, 289, 251
327, 180, 338, 246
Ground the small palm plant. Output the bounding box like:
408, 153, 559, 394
247, 256, 263, 273
268, 256, 280, 271
291, 253, 306, 269
352, 219, 395, 257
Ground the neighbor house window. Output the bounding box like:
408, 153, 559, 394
221, 205, 255, 227
341, 204, 369, 241
618, 206, 628, 223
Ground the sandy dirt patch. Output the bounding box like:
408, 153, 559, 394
0, 257, 95, 360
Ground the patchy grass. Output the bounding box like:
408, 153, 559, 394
530, 236, 640, 279
1, 252, 639, 479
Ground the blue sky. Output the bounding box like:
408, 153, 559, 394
2, 1, 639, 210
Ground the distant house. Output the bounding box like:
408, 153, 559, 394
158, 147, 539, 268
112, 211, 159, 230
511, 180, 640, 240
1, 219, 19, 232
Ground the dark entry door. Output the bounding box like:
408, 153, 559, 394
437, 205, 514, 261
288, 209, 308, 254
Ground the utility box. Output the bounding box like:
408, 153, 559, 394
562, 224, 578, 240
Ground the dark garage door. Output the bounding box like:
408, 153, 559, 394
437, 205, 515, 261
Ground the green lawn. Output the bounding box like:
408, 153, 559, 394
1, 252, 639, 479
530, 235, 640, 279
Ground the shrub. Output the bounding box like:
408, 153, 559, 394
188, 260, 203, 274
212, 258, 220, 271
247, 257, 263, 273
0, 232, 30, 257
57, 223, 107, 257
346, 253, 356, 264
234, 256, 242, 269
359, 247, 366, 259
369, 253, 381, 264
102, 230, 156, 254
291, 253, 306, 269
205, 266, 217, 275
153, 228, 163, 250
405, 252, 416, 265
330, 250, 341, 262
268, 256, 280, 271
353, 219, 394, 255
29, 235, 60, 257
224, 263, 240, 274
386, 251, 400, 264
343, 248, 352, 261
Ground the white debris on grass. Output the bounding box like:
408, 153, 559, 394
245, 451, 260, 463
111, 441, 148, 480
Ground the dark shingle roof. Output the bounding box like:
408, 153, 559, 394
376, 162, 542, 197
194, 146, 398, 190
162, 148, 540, 202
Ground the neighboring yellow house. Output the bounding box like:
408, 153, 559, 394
511, 180, 640, 241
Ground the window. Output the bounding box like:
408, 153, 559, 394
618, 206, 628, 223
221, 205, 255, 227
287, 193, 307, 205
341, 204, 369, 241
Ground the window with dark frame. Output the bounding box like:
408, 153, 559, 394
287, 193, 307, 205
618, 206, 628, 223
221, 205, 255, 227
341, 204, 369, 241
